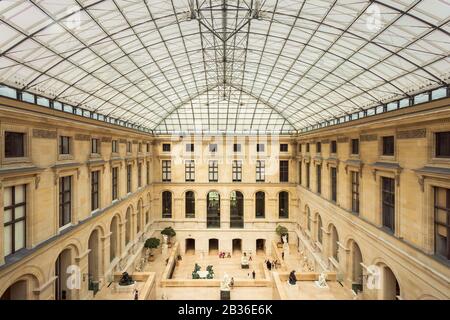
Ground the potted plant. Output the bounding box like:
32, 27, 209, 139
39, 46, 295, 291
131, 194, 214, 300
275, 225, 288, 248
144, 237, 160, 261
161, 227, 176, 247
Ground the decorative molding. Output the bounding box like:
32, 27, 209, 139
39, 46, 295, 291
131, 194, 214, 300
101, 136, 112, 143
397, 129, 426, 140
74, 134, 90, 141
32, 128, 56, 139
337, 136, 349, 143
360, 134, 378, 142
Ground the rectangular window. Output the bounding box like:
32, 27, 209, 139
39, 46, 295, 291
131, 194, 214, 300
306, 143, 310, 153
112, 167, 118, 200
112, 140, 118, 153
317, 165, 322, 194
233, 143, 241, 152
209, 160, 218, 182
185, 160, 195, 182
127, 141, 132, 153
280, 144, 288, 152
436, 132, 450, 158
91, 171, 99, 211
280, 160, 289, 182
351, 172, 360, 214
232, 160, 242, 182
434, 187, 450, 260
162, 160, 171, 182
146, 161, 150, 185
162, 143, 171, 152
316, 142, 322, 153
381, 177, 395, 232
146, 143, 150, 153
209, 144, 217, 153
59, 136, 70, 155
138, 143, 142, 153
138, 163, 142, 188
257, 143, 265, 152
351, 139, 359, 155
331, 167, 337, 202
299, 144, 302, 153
256, 160, 265, 182
5, 132, 25, 158
331, 140, 337, 154
59, 176, 72, 228
3, 185, 26, 256
382, 136, 395, 156
126, 164, 132, 193
186, 143, 194, 152
306, 163, 310, 188
298, 162, 302, 185
91, 138, 99, 154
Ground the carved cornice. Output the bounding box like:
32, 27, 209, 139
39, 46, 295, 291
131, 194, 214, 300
414, 166, 450, 192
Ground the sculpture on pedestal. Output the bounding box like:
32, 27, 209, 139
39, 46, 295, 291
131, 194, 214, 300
221, 273, 231, 291
288, 270, 297, 285
315, 272, 328, 288
241, 252, 249, 269
119, 272, 134, 286
282, 234, 290, 258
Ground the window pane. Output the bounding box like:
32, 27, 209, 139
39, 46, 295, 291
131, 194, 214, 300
14, 221, 25, 251
15, 185, 25, 203
4, 209, 12, 224
3, 187, 12, 207
4, 225, 12, 256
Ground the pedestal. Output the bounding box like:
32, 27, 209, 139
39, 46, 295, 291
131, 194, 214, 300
220, 290, 230, 300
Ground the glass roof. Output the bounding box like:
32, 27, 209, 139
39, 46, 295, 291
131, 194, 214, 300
0, 0, 448, 134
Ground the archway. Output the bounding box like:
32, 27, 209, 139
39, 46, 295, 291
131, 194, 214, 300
349, 240, 363, 293
209, 239, 219, 255
230, 191, 244, 228
110, 216, 119, 262
137, 200, 143, 233
232, 239, 242, 255
185, 239, 195, 255
125, 207, 131, 245
207, 191, 220, 228
1, 280, 28, 300
88, 229, 102, 295
330, 224, 339, 262
381, 266, 401, 300
256, 239, 266, 255
55, 248, 73, 300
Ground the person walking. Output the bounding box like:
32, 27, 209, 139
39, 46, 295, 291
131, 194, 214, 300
252, 270, 256, 280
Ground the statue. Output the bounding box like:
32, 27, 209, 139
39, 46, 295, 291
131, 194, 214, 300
221, 273, 231, 291
282, 234, 288, 244
162, 234, 168, 244
282, 234, 290, 257
288, 270, 297, 286
241, 252, 249, 269
118, 272, 134, 286
315, 272, 328, 288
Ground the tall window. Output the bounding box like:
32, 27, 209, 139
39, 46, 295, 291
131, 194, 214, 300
306, 207, 311, 231
91, 138, 99, 154
351, 172, 360, 214
138, 143, 142, 153
59, 176, 72, 228
298, 162, 302, 185
434, 187, 450, 260
279, 192, 289, 218
331, 140, 337, 154
186, 143, 194, 152
233, 143, 241, 152
162, 143, 171, 152
316, 142, 322, 153
306, 162, 310, 189
112, 167, 118, 200
230, 191, 244, 228
59, 136, 70, 155
436, 132, 450, 158
280, 144, 288, 152
185, 191, 195, 218
382, 177, 395, 232
162, 191, 172, 218
306, 143, 310, 153
185, 160, 195, 182
112, 140, 118, 153
91, 171, 99, 211
329, 168, 336, 202
3, 185, 26, 256
162, 160, 171, 182
351, 139, 360, 155
146, 143, 150, 152
209, 160, 218, 182
127, 141, 132, 153
317, 165, 322, 194
126, 164, 132, 193
138, 163, 142, 188
255, 192, 265, 218
146, 161, 150, 185
232, 160, 242, 182
207, 191, 220, 228
382, 136, 395, 156
317, 216, 323, 244
256, 160, 265, 182
280, 160, 289, 182
256, 143, 265, 152
5, 132, 25, 158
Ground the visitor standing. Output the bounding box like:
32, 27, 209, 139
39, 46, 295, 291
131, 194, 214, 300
252, 270, 256, 279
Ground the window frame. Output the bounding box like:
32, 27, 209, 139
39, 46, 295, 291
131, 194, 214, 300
185, 160, 195, 182
256, 160, 265, 182
279, 160, 289, 183
58, 175, 72, 228
3, 184, 27, 257
91, 170, 100, 212
232, 160, 242, 182
209, 160, 218, 182
162, 160, 171, 182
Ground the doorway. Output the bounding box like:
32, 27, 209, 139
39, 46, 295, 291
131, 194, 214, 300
209, 239, 219, 255
256, 239, 266, 255
232, 239, 242, 255
185, 238, 195, 255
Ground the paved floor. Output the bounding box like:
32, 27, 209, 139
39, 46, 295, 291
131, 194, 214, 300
158, 286, 274, 300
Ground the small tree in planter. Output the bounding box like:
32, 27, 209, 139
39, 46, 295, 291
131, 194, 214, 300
144, 237, 160, 261
275, 225, 288, 248
161, 227, 176, 247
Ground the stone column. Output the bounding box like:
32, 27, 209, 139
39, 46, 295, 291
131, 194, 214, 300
174, 197, 184, 220
197, 197, 207, 228
221, 197, 230, 229
268, 197, 277, 221
244, 198, 253, 227
75, 250, 91, 300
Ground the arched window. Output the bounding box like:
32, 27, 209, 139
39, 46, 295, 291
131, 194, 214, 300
110, 216, 119, 262
137, 200, 142, 233
230, 191, 244, 228
331, 225, 339, 261
207, 191, 220, 228
185, 191, 195, 218
162, 191, 172, 218
317, 215, 323, 244
125, 208, 131, 245
255, 192, 265, 218
306, 207, 311, 231
279, 192, 289, 218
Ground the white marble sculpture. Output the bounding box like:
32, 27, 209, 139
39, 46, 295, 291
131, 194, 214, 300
221, 273, 231, 291
162, 235, 169, 256
241, 254, 249, 266
282, 235, 290, 257
315, 272, 328, 288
